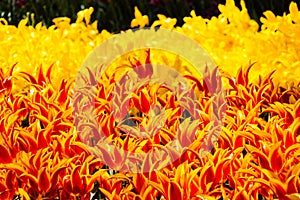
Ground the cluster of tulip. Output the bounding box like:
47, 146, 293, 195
0, 0, 299, 199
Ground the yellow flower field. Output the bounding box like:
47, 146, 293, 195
0, 0, 300, 199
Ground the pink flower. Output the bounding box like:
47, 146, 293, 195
15, 0, 27, 8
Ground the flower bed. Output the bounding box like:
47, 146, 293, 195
0, 0, 300, 199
